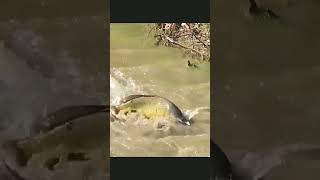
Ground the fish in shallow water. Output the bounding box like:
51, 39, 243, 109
1, 105, 109, 168
111, 95, 191, 126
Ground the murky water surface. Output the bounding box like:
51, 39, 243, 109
110, 23, 210, 157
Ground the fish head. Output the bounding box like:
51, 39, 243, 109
177, 118, 191, 126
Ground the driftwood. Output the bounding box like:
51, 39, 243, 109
160, 35, 204, 60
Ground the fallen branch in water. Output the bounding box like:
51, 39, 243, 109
150, 23, 210, 62
192, 32, 209, 48
159, 34, 204, 59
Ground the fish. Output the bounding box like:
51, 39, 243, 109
1, 104, 109, 169
111, 95, 191, 126
31, 105, 109, 135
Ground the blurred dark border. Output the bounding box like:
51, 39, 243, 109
111, 0, 210, 22
111, 157, 210, 180
0, 0, 110, 177
0, 0, 107, 19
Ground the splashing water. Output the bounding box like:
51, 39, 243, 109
110, 23, 210, 157
110, 68, 144, 105
184, 107, 210, 121
110, 67, 210, 157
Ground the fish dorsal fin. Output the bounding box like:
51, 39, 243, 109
32, 105, 109, 135
119, 94, 157, 104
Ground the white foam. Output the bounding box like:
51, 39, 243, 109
184, 107, 210, 120
110, 68, 143, 105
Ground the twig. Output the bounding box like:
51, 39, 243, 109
192, 32, 209, 48
146, 24, 156, 39
162, 35, 204, 58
